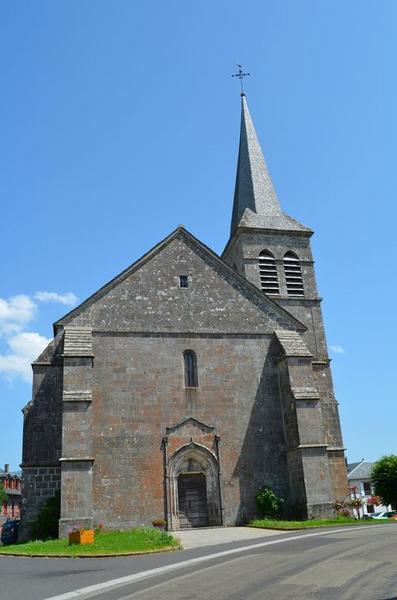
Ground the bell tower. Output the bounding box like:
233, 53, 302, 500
223, 94, 348, 502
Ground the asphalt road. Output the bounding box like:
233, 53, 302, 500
0, 525, 396, 600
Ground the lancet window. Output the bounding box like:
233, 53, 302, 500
184, 350, 198, 388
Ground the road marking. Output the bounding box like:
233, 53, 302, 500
44, 526, 388, 600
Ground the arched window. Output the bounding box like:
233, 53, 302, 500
184, 350, 198, 388
283, 251, 304, 296
258, 250, 279, 295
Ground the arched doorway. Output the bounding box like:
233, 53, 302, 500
178, 472, 208, 528
167, 443, 222, 530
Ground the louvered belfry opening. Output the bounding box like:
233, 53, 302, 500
258, 250, 279, 295
284, 251, 304, 296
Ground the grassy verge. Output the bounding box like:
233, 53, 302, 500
248, 518, 396, 530
0, 527, 180, 557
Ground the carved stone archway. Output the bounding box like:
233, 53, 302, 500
167, 442, 222, 530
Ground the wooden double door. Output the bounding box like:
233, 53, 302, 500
177, 473, 209, 529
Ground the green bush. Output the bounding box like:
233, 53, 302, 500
255, 487, 284, 518
371, 455, 397, 509
30, 490, 61, 540
0, 482, 6, 506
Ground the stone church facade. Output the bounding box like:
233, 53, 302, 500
22, 94, 348, 537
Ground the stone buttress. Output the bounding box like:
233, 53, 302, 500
58, 327, 94, 537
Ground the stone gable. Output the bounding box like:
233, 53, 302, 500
55, 229, 304, 335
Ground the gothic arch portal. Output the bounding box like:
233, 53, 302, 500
167, 442, 222, 530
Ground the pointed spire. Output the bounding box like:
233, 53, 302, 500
230, 95, 311, 235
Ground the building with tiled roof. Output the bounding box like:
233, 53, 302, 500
0, 464, 21, 523
347, 459, 391, 516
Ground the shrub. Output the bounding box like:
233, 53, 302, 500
30, 490, 61, 540
337, 508, 352, 518
332, 498, 347, 513
255, 487, 284, 518
350, 497, 364, 510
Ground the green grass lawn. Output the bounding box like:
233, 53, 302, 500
249, 517, 396, 530
0, 527, 180, 557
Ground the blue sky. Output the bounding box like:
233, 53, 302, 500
1, 1, 395, 471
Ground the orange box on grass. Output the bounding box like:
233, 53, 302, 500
68, 529, 95, 545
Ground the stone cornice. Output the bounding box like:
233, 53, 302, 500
63, 391, 92, 403
292, 387, 320, 401
20, 462, 60, 469
59, 457, 95, 462
222, 225, 313, 259
244, 257, 314, 265
93, 331, 276, 339
288, 444, 328, 454
276, 297, 323, 304
312, 359, 331, 366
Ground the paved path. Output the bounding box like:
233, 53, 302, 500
172, 525, 286, 548
0, 530, 290, 600
90, 525, 397, 600
0, 525, 395, 599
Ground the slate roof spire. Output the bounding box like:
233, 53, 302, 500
230, 94, 311, 235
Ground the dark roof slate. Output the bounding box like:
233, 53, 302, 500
231, 95, 311, 235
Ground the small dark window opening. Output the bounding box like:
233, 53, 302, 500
184, 350, 198, 387
363, 482, 372, 495
179, 275, 189, 288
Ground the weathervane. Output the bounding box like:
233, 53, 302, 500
232, 64, 250, 94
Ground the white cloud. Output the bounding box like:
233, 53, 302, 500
34, 291, 78, 306
0, 332, 51, 382
330, 344, 345, 354
0, 290, 76, 383
8, 332, 50, 357
0, 295, 36, 335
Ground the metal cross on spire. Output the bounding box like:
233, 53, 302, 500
232, 64, 250, 95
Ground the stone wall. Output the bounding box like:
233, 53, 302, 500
21, 353, 63, 539
20, 466, 61, 540
90, 333, 290, 528
22, 364, 63, 466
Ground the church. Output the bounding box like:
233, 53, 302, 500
22, 94, 348, 536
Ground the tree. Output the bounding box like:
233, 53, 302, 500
371, 455, 397, 510
0, 481, 7, 506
